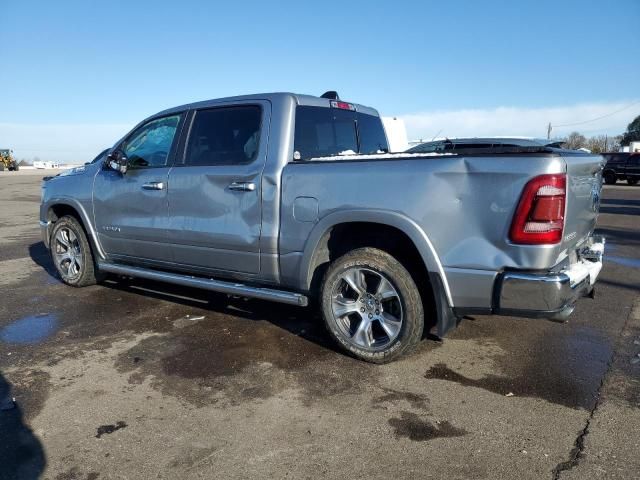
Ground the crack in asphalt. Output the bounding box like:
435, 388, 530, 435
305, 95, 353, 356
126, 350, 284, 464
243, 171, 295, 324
552, 298, 639, 479
551, 377, 604, 479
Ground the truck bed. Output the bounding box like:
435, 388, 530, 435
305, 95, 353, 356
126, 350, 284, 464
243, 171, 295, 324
279, 149, 604, 310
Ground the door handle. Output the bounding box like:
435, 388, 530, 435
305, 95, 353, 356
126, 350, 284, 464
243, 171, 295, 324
228, 182, 256, 192
141, 182, 165, 190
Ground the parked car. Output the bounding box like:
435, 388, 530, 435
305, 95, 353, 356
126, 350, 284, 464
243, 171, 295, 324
601, 152, 640, 185
39, 92, 605, 363
406, 137, 564, 154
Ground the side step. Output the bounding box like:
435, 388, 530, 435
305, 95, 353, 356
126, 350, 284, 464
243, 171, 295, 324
98, 263, 309, 307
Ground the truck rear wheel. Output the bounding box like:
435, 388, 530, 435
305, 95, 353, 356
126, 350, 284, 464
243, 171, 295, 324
50, 215, 103, 287
603, 172, 617, 185
628, 178, 638, 186
320, 247, 424, 363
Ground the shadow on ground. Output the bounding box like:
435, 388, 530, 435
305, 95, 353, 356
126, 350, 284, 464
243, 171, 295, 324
0, 373, 46, 480
28, 241, 59, 279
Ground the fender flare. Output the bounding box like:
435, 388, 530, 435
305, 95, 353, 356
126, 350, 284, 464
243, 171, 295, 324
45, 197, 106, 259
298, 209, 453, 307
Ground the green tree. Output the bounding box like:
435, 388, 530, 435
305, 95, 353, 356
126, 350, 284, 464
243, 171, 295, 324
621, 115, 640, 145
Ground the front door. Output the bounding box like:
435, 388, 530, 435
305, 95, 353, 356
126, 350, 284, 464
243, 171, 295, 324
93, 113, 183, 263
167, 103, 269, 275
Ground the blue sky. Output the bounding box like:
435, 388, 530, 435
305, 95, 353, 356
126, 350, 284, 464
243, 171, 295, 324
1, 0, 639, 162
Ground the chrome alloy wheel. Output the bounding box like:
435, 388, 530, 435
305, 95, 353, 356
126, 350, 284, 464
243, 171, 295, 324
330, 268, 403, 350
53, 227, 84, 280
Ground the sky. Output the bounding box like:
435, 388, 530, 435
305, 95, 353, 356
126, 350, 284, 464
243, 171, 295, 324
1, 0, 639, 163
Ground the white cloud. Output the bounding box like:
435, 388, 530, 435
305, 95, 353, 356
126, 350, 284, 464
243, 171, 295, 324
398, 100, 640, 142
0, 123, 134, 164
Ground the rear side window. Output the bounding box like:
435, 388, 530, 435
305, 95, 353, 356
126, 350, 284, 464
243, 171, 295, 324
294, 106, 389, 160
185, 105, 262, 166
357, 113, 389, 154
604, 154, 626, 165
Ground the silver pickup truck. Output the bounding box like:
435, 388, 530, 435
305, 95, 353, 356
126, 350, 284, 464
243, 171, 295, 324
40, 92, 605, 363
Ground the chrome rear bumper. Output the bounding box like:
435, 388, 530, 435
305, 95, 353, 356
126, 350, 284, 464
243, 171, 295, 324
496, 236, 604, 320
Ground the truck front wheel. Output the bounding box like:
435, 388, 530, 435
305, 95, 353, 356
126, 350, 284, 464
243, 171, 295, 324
320, 247, 424, 363
50, 215, 103, 287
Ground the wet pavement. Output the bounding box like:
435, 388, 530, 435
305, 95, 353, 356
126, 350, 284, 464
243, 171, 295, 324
0, 171, 639, 479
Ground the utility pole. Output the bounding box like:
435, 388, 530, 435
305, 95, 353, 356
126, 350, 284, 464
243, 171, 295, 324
547, 122, 552, 140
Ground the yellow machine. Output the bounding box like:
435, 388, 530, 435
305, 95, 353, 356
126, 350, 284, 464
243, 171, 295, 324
0, 149, 18, 171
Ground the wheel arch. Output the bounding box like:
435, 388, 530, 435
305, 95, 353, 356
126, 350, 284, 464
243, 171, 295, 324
46, 198, 105, 259
299, 210, 457, 337
300, 209, 453, 297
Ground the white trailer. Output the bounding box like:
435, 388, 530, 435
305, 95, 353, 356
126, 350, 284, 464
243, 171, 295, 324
381, 117, 409, 152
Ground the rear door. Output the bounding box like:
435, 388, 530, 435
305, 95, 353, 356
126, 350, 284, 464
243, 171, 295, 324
93, 113, 184, 262
166, 102, 269, 275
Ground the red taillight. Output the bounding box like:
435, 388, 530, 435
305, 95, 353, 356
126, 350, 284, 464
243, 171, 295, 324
330, 100, 356, 111
509, 174, 566, 245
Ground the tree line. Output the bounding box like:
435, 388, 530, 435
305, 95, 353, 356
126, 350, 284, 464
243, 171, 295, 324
561, 114, 640, 153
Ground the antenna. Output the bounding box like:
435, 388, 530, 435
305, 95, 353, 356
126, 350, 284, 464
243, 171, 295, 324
320, 91, 340, 100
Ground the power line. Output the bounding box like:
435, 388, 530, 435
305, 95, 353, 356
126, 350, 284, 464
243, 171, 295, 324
552, 100, 640, 128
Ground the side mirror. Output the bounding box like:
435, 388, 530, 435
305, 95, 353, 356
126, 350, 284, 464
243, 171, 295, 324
106, 150, 128, 174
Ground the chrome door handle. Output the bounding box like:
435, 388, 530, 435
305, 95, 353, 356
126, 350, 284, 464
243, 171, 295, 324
141, 182, 165, 190
228, 182, 256, 192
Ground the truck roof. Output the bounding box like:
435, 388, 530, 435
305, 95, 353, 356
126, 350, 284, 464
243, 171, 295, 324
156, 92, 380, 118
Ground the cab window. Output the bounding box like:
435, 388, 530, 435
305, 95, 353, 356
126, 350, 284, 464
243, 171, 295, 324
294, 106, 357, 159
293, 106, 389, 160
123, 115, 182, 168
184, 106, 262, 166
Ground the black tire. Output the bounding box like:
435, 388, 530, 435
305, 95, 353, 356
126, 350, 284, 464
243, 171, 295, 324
627, 178, 638, 186
50, 215, 103, 287
603, 172, 617, 185
320, 247, 424, 363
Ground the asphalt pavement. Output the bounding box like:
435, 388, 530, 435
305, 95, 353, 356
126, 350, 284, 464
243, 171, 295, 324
0, 170, 638, 479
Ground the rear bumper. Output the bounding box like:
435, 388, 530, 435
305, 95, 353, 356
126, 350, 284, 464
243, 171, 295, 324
495, 236, 604, 320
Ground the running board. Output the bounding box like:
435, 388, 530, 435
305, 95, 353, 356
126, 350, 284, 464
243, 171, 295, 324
98, 263, 308, 307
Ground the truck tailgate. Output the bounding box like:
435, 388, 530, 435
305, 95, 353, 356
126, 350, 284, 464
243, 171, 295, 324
562, 152, 605, 250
